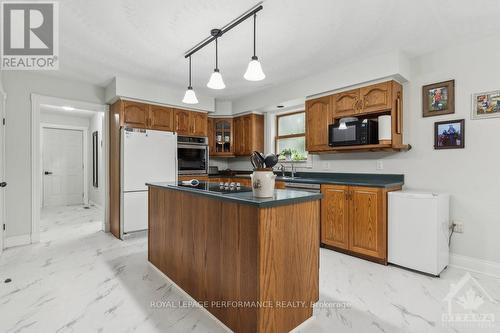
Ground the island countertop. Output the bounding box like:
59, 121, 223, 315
146, 181, 322, 208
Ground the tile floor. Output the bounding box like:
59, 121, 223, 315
0, 205, 499, 333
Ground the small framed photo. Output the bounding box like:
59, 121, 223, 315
423, 80, 455, 117
472, 90, 500, 119
434, 119, 465, 149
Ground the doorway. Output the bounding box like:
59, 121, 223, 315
42, 126, 87, 207
30, 94, 109, 244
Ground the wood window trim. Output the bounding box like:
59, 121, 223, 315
275, 111, 306, 154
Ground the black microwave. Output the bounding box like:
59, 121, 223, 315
328, 119, 379, 147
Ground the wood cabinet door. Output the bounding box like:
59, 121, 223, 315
348, 186, 385, 259
233, 116, 244, 155
208, 118, 215, 154
305, 96, 331, 152
331, 89, 360, 118
360, 82, 392, 114
174, 109, 191, 135
122, 101, 149, 128
191, 112, 208, 137
149, 105, 174, 131
241, 115, 252, 155
321, 185, 349, 249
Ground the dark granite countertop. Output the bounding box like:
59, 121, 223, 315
147, 182, 322, 208
209, 171, 404, 188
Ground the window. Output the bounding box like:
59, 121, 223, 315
275, 111, 307, 161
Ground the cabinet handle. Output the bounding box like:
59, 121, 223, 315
396, 92, 402, 134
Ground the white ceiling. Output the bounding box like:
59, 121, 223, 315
40, 104, 100, 118
54, 0, 500, 100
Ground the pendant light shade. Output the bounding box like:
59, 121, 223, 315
182, 56, 199, 104
183, 87, 198, 104
244, 13, 265, 81
207, 69, 226, 89
207, 38, 225, 89
244, 56, 265, 81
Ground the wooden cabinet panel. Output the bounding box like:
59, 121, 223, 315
174, 109, 191, 135
331, 89, 360, 118
149, 105, 174, 131
122, 101, 149, 128
191, 112, 208, 137
360, 82, 392, 113
321, 185, 349, 250
348, 186, 384, 259
305, 96, 331, 152
208, 118, 215, 154
233, 114, 264, 156
275, 181, 285, 189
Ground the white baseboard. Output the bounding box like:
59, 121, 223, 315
450, 253, 500, 278
4, 234, 32, 249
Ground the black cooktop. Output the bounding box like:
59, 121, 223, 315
178, 181, 252, 194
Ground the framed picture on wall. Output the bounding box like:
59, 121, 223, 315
434, 119, 465, 149
92, 131, 98, 188
422, 80, 455, 117
472, 90, 500, 119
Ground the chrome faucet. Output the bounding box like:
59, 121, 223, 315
279, 164, 286, 177
290, 163, 296, 179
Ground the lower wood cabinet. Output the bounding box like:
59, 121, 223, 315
321, 184, 401, 263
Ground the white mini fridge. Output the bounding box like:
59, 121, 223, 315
120, 128, 177, 238
388, 191, 450, 276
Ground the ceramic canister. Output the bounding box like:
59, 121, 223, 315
250, 169, 276, 198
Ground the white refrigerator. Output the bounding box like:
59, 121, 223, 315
120, 128, 177, 238
388, 191, 450, 276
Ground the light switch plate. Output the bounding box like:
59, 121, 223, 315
376, 160, 383, 170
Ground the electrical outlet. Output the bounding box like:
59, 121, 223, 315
376, 160, 383, 170
324, 162, 331, 169
453, 221, 464, 233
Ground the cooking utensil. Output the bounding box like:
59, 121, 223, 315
263, 153, 279, 168
250, 152, 264, 169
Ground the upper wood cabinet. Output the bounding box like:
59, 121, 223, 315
122, 101, 149, 128
149, 105, 174, 131
305, 96, 331, 152
174, 109, 192, 135
174, 109, 208, 137
320, 184, 400, 263
331, 89, 360, 118
208, 118, 215, 155
114, 100, 208, 136
209, 118, 234, 157
306, 80, 408, 153
191, 112, 208, 137
233, 114, 264, 156
359, 81, 392, 114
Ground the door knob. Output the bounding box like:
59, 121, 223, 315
0, 182, 6, 187
44, 171, 53, 175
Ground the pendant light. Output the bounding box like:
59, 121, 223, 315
244, 13, 265, 81
182, 56, 199, 104
207, 37, 226, 89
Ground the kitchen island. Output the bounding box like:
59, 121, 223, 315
147, 182, 322, 333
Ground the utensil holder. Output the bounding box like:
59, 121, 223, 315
250, 169, 276, 198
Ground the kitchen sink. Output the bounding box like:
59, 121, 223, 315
279, 176, 301, 180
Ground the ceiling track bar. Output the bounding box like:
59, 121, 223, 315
184, 2, 263, 58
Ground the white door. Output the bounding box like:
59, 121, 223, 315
42, 127, 84, 207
